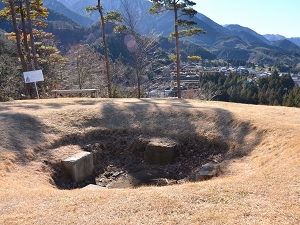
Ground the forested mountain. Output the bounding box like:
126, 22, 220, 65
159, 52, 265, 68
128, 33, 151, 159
56, 0, 73, 7
37, 0, 300, 66
263, 34, 300, 48
286, 37, 300, 48
46, 8, 82, 27
225, 24, 270, 44
273, 39, 300, 51
195, 13, 230, 35
0, 0, 299, 67
0, 0, 299, 105
43, 0, 93, 27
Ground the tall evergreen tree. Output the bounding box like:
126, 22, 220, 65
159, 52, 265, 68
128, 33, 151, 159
149, 0, 205, 98
0, 0, 66, 97
0, 0, 48, 71
2, 0, 27, 71
87, 1, 123, 98
25, 0, 39, 70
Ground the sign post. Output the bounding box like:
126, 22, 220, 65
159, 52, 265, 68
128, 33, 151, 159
33, 82, 40, 99
23, 70, 44, 99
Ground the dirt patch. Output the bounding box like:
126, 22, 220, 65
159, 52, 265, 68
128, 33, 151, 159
48, 131, 229, 189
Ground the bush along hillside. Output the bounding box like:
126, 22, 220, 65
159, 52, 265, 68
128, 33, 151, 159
199, 70, 300, 107
0, 31, 24, 101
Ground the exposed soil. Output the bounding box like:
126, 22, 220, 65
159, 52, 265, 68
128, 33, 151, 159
50, 133, 227, 189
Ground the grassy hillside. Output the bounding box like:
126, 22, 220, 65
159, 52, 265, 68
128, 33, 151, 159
0, 98, 299, 224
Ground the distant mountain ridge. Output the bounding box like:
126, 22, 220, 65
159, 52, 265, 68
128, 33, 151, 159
30, 0, 300, 68
288, 38, 300, 48
263, 34, 286, 42
56, 0, 73, 7
43, 0, 93, 27
0, 0, 299, 68
273, 39, 300, 51
225, 24, 270, 44
42, 0, 300, 47
263, 34, 300, 48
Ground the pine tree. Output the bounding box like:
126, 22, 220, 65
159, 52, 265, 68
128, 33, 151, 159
1, 0, 27, 71
149, 0, 205, 98
0, 0, 49, 71
86, 1, 123, 98
0, 0, 66, 97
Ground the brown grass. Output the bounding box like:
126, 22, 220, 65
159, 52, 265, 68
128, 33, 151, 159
0, 98, 299, 224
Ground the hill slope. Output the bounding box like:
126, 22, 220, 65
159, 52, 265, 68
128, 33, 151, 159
264, 34, 286, 41
273, 39, 300, 51
43, 0, 94, 26
288, 37, 300, 47
225, 24, 270, 44
0, 98, 299, 224
44, 0, 300, 66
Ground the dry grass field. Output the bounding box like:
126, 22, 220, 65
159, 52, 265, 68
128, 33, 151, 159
0, 98, 299, 224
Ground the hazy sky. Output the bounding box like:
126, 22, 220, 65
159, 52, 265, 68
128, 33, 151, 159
193, 0, 300, 38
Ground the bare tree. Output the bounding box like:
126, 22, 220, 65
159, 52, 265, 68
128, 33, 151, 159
64, 44, 105, 91
200, 81, 222, 100
120, 0, 160, 98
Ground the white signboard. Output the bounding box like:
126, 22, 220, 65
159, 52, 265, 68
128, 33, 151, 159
23, 70, 44, 83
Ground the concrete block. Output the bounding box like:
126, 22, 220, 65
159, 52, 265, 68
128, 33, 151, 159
196, 162, 221, 181
62, 152, 94, 182
82, 184, 107, 190
144, 138, 178, 165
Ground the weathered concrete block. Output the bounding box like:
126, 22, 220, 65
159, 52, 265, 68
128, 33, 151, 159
196, 162, 221, 181
82, 184, 107, 190
62, 152, 94, 182
144, 138, 178, 165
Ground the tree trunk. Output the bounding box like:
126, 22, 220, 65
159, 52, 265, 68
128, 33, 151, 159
19, 0, 32, 71
98, 0, 112, 98
9, 0, 27, 72
174, 3, 181, 98
133, 51, 141, 98
25, 0, 39, 70
120, 0, 140, 98
76, 56, 82, 89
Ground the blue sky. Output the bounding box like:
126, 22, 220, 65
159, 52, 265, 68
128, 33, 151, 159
194, 0, 300, 38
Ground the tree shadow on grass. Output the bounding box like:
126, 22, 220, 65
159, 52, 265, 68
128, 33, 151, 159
0, 99, 100, 113
0, 102, 42, 112
0, 113, 48, 153
36, 99, 264, 189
